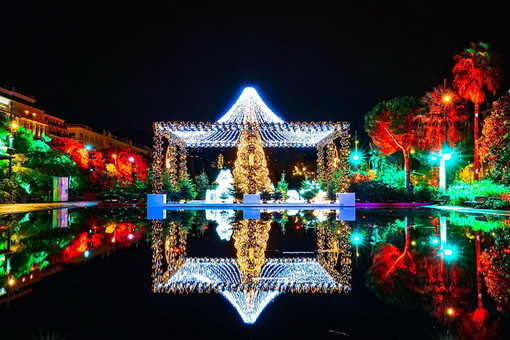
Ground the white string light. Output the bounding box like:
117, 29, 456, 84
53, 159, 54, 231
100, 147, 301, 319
155, 87, 349, 148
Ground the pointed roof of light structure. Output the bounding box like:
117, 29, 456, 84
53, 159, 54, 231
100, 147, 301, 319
153, 258, 351, 324
217, 87, 284, 124
156, 87, 349, 148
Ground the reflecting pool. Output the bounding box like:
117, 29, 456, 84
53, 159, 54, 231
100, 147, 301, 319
1, 207, 509, 339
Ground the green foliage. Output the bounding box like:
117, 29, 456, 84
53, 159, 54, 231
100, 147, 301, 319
0, 125, 91, 201
161, 173, 197, 203
0, 178, 22, 203
447, 180, 510, 208
178, 175, 197, 202
321, 178, 338, 201
97, 180, 147, 202
195, 171, 210, 200
448, 212, 507, 231
229, 183, 244, 201
260, 189, 272, 202
480, 91, 510, 185
277, 173, 289, 200
165, 210, 197, 230
349, 180, 438, 203
272, 190, 283, 201
372, 160, 406, 188
299, 179, 320, 201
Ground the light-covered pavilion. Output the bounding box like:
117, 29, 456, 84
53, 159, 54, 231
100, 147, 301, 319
151, 87, 350, 192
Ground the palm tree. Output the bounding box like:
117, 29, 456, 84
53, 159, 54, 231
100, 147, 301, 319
415, 85, 469, 152
452, 41, 503, 180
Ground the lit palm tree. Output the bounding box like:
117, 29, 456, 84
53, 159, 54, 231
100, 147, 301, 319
452, 41, 503, 180
415, 85, 469, 152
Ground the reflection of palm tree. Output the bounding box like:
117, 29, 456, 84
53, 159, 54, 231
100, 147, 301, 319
457, 230, 502, 339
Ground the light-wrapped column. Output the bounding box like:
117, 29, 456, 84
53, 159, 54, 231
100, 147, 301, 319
325, 141, 337, 181
178, 144, 188, 179
152, 124, 164, 193
316, 144, 325, 181
337, 127, 351, 193
165, 142, 178, 186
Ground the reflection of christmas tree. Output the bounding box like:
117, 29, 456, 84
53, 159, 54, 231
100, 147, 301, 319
232, 218, 271, 314
233, 219, 271, 284
233, 126, 271, 194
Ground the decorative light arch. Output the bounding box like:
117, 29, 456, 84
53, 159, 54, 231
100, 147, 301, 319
151, 87, 351, 192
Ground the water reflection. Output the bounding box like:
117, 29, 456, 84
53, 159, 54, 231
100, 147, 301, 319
0, 208, 147, 304
359, 210, 509, 338
152, 210, 352, 323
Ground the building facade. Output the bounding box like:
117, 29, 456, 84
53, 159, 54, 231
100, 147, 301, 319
66, 124, 149, 155
0, 87, 149, 155
0, 87, 67, 138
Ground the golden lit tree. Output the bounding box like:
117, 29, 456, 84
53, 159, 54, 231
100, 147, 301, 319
233, 126, 271, 194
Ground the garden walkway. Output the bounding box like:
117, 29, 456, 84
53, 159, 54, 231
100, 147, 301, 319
0, 201, 99, 215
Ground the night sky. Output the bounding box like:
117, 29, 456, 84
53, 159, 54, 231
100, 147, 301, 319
1, 1, 510, 146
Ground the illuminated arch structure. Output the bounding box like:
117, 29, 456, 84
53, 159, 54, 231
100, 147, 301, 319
151, 218, 352, 324
151, 87, 351, 193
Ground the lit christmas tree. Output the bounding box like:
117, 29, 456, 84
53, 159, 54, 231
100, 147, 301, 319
233, 126, 271, 194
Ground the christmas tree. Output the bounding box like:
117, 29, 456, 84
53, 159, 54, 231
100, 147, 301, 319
233, 126, 271, 194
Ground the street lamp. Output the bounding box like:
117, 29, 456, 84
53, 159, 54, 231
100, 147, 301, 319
128, 156, 137, 182
438, 93, 452, 192
112, 154, 117, 167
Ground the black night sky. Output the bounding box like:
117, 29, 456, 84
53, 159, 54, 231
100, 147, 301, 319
1, 1, 510, 146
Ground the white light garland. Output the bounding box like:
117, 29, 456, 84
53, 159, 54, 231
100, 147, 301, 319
155, 87, 349, 148
151, 216, 352, 324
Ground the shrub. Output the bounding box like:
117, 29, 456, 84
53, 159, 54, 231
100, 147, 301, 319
299, 180, 320, 202
349, 180, 438, 203
260, 189, 273, 202
448, 180, 510, 207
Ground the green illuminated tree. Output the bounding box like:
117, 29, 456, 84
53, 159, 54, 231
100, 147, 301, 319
277, 172, 289, 200
299, 179, 320, 202
178, 175, 197, 202
195, 171, 210, 200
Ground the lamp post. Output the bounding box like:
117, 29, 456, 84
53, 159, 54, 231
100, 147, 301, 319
128, 156, 137, 182
6, 121, 19, 177
112, 154, 117, 167
439, 94, 452, 193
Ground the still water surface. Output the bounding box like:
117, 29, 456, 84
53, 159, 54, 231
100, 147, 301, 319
0, 207, 509, 339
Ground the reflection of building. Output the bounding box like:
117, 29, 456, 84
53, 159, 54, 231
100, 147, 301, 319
0, 87, 149, 154
151, 216, 352, 324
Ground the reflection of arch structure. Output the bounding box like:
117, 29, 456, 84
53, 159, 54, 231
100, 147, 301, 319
151, 218, 352, 324
151, 87, 350, 192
